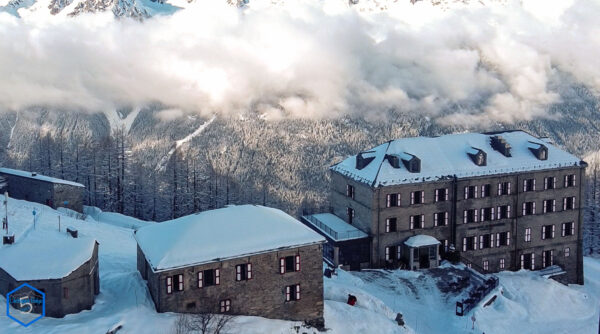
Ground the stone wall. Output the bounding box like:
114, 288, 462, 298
142, 243, 324, 327
53, 184, 84, 212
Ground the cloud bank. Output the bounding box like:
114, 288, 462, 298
0, 0, 599, 125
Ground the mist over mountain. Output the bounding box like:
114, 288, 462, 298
0, 0, 599, 235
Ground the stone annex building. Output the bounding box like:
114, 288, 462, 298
0, 168, 85, 213
135, 205, 326, 327
303, 130, 586, 284
0, 231, 99, 317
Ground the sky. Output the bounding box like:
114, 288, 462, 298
0, 0, 599, 125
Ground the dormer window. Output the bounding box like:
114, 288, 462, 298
490, 136, 512, 157
400, 152, 421, 173
467, 147, 487, 166
356, 151, 376, 170
527, 142, 548, 161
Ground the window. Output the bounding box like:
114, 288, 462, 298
235, 263, 252, 281
497, 205, 511, 219
563, 197, 576, 210
435, 188, 449, 202
464, 185, 478, 199
479, 234, 493, 249
463, 209, 478, 223
220, 299, 231, 313
562, 222, 575, 237
434, 212, 448, 226
198, 269, 220, 288
346, 185, 355, 199
347, 207, 355, 224
520, 253, 535, 270
411, 191, 424, 205
523, 179, 536, 192
441, 239, 449, 252
386, 193, 401, 207
542, 225, 555, 240
544, 177, 556, 190
498, 181, 511, 195
462, 236, 477, 251
385, 218, 397, 232
522, 201, 536, 216
525, 228, 532, 242
167, 274, 183, 293
285, 284, 301, 302
385, 246, 401, 261
496, 231, 510, 247
481, 184, 491, 198
409, 215, 424, 229
63, 287, 68, 299
542, 250, 554, 268
483, 260, 489, 271
480, 207, 495, 222
499, 258, 505, 270
564, 174, 576, 187
280, 255, 301, 274
564, 247, 570, 257
543, 199, 556, 213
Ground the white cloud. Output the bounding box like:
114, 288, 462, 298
0, 0, 598, 125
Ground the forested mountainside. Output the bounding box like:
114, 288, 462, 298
0, 84, 598, 225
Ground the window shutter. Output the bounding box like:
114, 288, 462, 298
397, 247, 402, 260
563, 198, 567, 210
523, 180, 527, 192
198, 272, 203, 288
296, 285, 301, 300
552, 225, 555, 238
562, 223, 566, 237
411, 192, 415, 204
444, 212, 449, 225
543, 200, 547, 213
166, 276, 173, 294
475, 186, 478, 198
553, 177, 556, 189
572, 197, 576, 209
480, 208, 484, 221
532, 202, 536, 214
421, 191, 425, 203
544, 177, 548, 190
421, 214, 424, 228
397, 194, 401, 206
550, 250, 554, 265
542, 226, 546, 240
215, 269, 220, 285
435, 189, 439, 202
533, 179, 536, 191
573, 174, 576, 186
462, 238, 467, 252
247, 263, 253, 280
386, 219, 390, 232
543, 251, 546, 267
285, 286, 291, 301
386, 194, 391, 208
385, 247, 390, 260
410, 216, 414, 229
295, 255, 301, 271
531, 254, 535, 270
497, 207, 501, 220
280, 258, 285, 274
473, 236, 477, 250
564, 175, 568, 187
474, 209, 478, 222
445, 188, 449, 201
463, 211, 467, 224
496, 233, 500, 247
178, 274, 184, 291
552, 200, 556, 212
464, 187, 468, 199
434, 213, 438, 227
571, 223, 575, 236
507, 232, 511, 245
520, 255, 524, 269
490, 233, 495, 248
497, 183, 501, 195
507, 205, 511, 218
508, 182, 511, 194
479, 236, 483, 249
236, 265, 241, 281
481, 186, 485, 198
522, 203, 526, 216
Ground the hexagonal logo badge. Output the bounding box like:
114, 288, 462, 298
6, 283, 45, 327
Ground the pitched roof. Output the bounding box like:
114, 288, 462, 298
0, 231, 97, 280
0, 168, 85, 188
330, 131, 584, 187
135, 205, 326, 272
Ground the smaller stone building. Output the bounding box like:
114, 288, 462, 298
0, 231, 99, 318
0, 167, 85, 212
135, 205, 326, 328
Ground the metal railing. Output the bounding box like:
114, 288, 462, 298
302, 214, 365, 240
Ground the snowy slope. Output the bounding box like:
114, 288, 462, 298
0, 197, 598, 333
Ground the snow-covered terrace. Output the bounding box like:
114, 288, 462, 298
0, 167, 85, 188
330, 131, 584, 187
303, 213, 368, 241
135, 205, 326, 272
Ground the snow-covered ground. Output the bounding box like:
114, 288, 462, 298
0, 196, 598, 333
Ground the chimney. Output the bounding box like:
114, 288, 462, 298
31, 172, 37, 177
490, 136, 512, 157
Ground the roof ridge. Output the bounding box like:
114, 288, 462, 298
372, 140, 392, 187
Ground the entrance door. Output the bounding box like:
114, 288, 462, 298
419, 248, 430, 269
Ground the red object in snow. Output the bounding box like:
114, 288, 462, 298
347, 294, 357, 306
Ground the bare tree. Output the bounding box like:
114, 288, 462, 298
171, 313, 234, 334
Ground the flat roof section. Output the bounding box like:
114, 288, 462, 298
303, 213, 368, 241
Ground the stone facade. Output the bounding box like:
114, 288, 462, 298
0, 242, 99, 317
0, 172, 84, 212
138, 243, 324, 327
329, 164, 586, 284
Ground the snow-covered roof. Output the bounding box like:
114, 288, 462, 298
404, 235, 440, 248
0, 168, 85, 188
303, 213, 368, 241
0, 231, 97, 280
135, 205, 326, 272
330, 131, 584, 187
